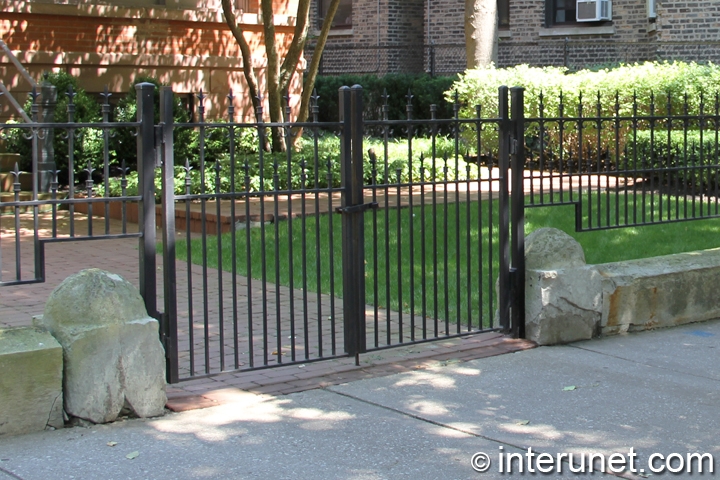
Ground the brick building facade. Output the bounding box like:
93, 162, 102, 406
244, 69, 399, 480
309, 0, 720, 75
0, 0, 303, 121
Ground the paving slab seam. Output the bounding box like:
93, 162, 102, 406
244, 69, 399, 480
0, 466, 24, 480
568, 343, 720, 383
325, 388, 622, 478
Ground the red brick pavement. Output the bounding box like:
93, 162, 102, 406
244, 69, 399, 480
1, 207, 536, 413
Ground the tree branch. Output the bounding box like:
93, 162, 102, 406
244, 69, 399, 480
279, 0, 312, 93
221, 0, 260, 106
297, 0, 341, 123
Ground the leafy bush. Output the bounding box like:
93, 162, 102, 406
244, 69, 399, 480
450, 61, 720, 167
313, 73, 459, 127
110, 76, 198, 170
633, 130, 720, 193
108, 132, 481, 200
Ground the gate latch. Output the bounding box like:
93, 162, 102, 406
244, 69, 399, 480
335, 202, 379, 214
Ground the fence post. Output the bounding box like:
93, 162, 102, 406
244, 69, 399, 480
430, 43, 436, 77
159, 86, 179, 383
497, 86, 511, 333
339, 85, 367, 359
135, 82, 157, 321
510, 87, 526, 339
38, 81, 57, 193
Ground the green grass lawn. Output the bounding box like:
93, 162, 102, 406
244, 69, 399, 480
175, 193, 720, 328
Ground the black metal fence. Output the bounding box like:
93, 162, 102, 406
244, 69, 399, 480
4, 81, 720, 383
519, 89, 720, 231
158, 86, 514, 381
306, 40, 720, 77
0, 85, 158, 322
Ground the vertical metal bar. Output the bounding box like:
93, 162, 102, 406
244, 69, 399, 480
183, 159, 195, 375
256, 102, 270, 366
227, 94, 240, 369
326, 156, 337, 356
497, 86, 511, 333
370, 150, 380, 347
198, 92, 211, 373
510, 87, 526, 339
406, 91, 415, 341
350, 84, 367, 355
396, 167, 403, 342
135, 82, 157, 320
215, 158, 225, 370
160, 86, 179, 384
453, 94, 461, 334
30, 90, 41, 280
283, 94, 296, 362
66, 87, 76, 237
339, 85, 366, 357
101, 87, 112, 235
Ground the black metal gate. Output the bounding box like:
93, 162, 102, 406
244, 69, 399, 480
157, 85, 526, 383
0, 82, 523, 384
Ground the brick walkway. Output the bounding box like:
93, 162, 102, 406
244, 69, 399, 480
0, 173, 574, 411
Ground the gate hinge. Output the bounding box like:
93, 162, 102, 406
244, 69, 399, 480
510, 138, 518, 156
335, 202, 379, 214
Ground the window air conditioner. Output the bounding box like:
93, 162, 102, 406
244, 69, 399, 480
576, 0, 612, 22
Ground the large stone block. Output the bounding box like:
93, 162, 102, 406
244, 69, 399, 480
39, 269, 166, 424
525, 227, 586, 270
525, 266, 603, 345
598, 248, 720, 335
0, 327, 64, 436
524, 228, 599, 345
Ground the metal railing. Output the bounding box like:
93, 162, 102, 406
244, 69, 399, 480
305, 40, 720, 77
5, 81, 720, 382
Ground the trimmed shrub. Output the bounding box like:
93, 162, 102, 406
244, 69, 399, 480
634, 130, 720, 193
450, 61, 720, 169
313, 73, 459, 128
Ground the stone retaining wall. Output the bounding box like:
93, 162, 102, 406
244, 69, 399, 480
525, 228, 720, 345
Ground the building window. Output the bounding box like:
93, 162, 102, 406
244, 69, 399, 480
498, 0, 509, 28
546, 0, 577, 26
321, 0, 352, 29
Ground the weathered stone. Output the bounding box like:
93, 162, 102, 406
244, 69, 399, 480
525, 266, 602, 345
0, 326, 64, 436
39, 269, 166, 424
598, 248, 720, 335
522, 227, 597, 345
525, 227, 585, 270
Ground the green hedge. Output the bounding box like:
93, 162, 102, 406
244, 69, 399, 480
313, 73, 459, 126
109, 133, 476, 199
634, 130, 720, 192
450, 62, 720, 166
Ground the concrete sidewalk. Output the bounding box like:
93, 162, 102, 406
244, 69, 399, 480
2, 320, 719, 479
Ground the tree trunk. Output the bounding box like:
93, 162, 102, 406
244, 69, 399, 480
465, 0, 498, 69
297, 0, 341, 124
222, 0, 339, 151
260, 0, 285, 152
220, 0, 260, 105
